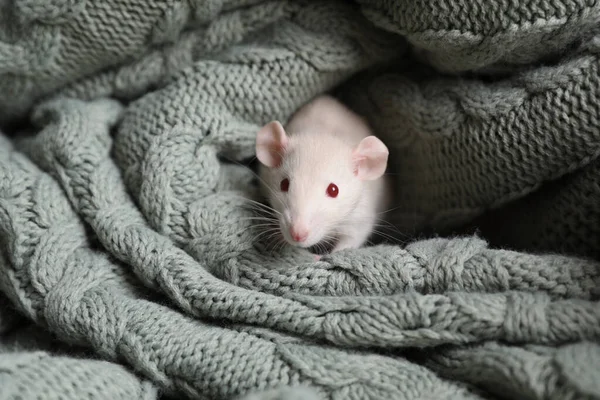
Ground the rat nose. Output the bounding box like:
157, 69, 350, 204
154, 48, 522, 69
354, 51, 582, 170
289, 225, 309, 243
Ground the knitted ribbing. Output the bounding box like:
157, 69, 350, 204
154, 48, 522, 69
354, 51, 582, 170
1, 0, 600, 399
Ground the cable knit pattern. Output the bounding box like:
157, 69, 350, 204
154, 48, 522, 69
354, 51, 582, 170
341, 36, 600, 256
1, 133, 476, 399
0, 0, 599, 399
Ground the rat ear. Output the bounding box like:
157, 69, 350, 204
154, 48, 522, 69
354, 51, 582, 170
256, 121, 289, 168
352, 136, 389, 180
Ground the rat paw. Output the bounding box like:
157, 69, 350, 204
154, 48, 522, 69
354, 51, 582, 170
313, 254, 322, 261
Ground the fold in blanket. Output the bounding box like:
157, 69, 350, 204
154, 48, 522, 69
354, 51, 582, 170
0, 1, 599, 399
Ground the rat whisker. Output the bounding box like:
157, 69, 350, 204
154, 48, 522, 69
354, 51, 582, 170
321, 237, 337, 246
376, 205, 404, 215
237, 197, 268, 207
369, 229, 404, 244
253, 228, 282, 244
249, 231, 275, 244
267, 240, 280, 254
240, 198, 281, 216
238, 221, 279, 228
267, 233, 287, 253
238, 216, 279, 224
242, 222, 279, 231
275, 238, 289, 254
325, 217, 405, 245
240, 214, 275, 220
370, 223, 410, 239
316, 244, 325, 255
243, 197, 276, 211
322, 238, 336, 249
372, 216, 403, 228
262, 227, 283, 242
218, 156, 284, 202
262, 226, 282, 235
241, 206, 276, 217
334, 214, 408, 240
248, 223, 280, 230
232, 225, 284, 245
233, 199, 281, 222
230, 226, 258, 238
261, 236, 284, 253
263, 234, 280, 250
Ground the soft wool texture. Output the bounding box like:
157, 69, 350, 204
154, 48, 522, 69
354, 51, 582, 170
0, 1, 599, 399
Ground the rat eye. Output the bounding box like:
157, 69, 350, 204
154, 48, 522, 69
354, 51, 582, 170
280, 178, 290, 192
326, 183, 339, 198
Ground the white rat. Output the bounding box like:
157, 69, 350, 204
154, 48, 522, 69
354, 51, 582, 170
255, 95, 391, 257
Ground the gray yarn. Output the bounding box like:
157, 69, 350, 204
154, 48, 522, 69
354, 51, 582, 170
0, 351, 158, 400
1, 130, 479, 398
0, 1, 599, 400
234, 386, 320, 400
419, 341, 600, 400
0, 296, 157, 400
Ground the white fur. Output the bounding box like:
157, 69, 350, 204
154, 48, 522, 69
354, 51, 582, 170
256, 95, 391, 254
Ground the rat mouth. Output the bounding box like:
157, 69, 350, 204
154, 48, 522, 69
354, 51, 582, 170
280, 225, 339, 254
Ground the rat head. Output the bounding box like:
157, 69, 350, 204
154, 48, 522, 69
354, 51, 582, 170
255, 120, 388, 248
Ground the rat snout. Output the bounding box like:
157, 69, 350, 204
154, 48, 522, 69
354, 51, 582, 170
283, 209, 314, 247
289, 223, 309, 243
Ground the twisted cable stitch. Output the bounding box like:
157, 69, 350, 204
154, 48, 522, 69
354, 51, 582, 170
53, 2, 306, 106
0, 0, 188, 124
415, 341, 600, 399
360, 0, 597, 35
18, 98, 600, 351
0, 28, 60, 75
0, 0, 599, 398
340, 37, 600, 235
1, 132, 483, 400
0, 351, 158, 400
12, 0, 87, 24
113, 0, 403, 203
0, 323, 158, 400
217, 237, 600, 299
359, 0, 600, 71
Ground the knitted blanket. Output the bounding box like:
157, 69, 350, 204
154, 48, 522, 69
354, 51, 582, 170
1, 1, 599, 399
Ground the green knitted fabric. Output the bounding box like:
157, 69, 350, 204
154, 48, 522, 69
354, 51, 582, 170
1, 1, 599, 399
